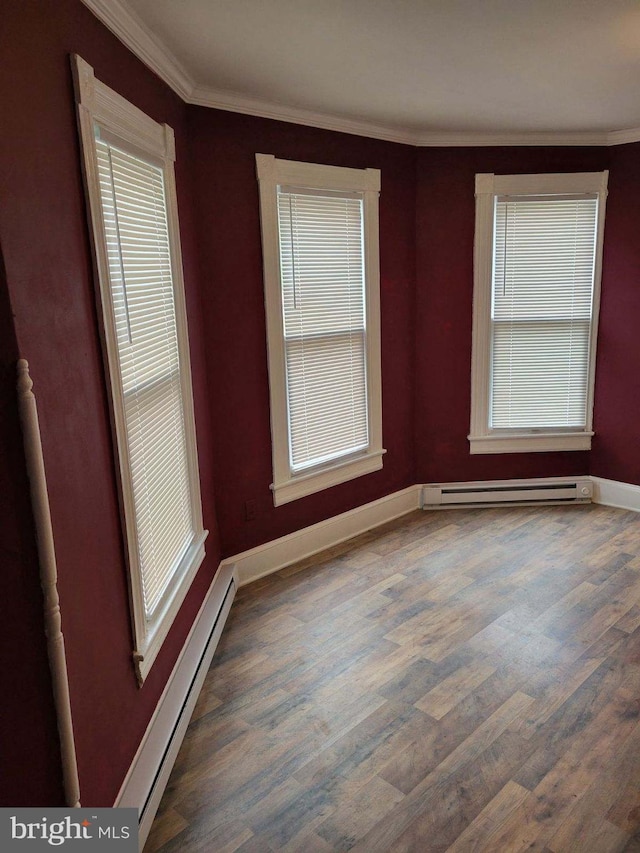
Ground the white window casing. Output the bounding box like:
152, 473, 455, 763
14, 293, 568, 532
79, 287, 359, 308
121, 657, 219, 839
256, 154, 384, 505
72, 55, 208, 683
469, 171, 608, 455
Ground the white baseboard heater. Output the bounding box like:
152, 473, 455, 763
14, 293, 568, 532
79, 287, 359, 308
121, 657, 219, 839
422, 477, 593, 509
116, 563, 237, 849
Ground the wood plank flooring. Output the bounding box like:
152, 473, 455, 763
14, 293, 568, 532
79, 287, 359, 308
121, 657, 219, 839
145, 504, 640, 852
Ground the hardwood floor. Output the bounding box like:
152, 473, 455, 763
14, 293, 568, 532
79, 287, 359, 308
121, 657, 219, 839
145, 504, 640, 852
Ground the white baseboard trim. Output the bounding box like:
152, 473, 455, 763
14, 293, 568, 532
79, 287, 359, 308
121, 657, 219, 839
111, 473, 639, 849
223, 485, 422, 587
590, 476, 640, 513
115, 561, 237, 849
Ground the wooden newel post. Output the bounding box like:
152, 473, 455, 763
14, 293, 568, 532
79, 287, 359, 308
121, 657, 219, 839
16, 359, 81, 808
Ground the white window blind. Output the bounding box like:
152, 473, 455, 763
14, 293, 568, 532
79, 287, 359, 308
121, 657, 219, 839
277, 186, 368, 471
491, 194, 598, 430
95, 136, 194, 619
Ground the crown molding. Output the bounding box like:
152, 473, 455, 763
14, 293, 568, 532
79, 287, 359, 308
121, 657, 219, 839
415, 130, 611, 147
189, 85, 417, 145
81, 0, 640, 149
607, 127, 640, 146
81, 0, 194, 100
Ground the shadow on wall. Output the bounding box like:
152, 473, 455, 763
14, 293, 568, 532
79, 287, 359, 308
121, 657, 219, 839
0, 246, 64, 806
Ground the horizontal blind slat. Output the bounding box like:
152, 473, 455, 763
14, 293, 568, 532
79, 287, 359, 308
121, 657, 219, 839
277, 187, 370, 470
96, 136, 195, 619
490, 196, 597, 429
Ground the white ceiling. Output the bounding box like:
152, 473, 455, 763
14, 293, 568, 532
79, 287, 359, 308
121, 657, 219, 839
85, 0, 640, 145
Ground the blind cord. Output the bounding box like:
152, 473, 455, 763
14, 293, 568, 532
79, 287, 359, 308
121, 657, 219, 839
288, 195, 299, 310
106, 146, 134, 344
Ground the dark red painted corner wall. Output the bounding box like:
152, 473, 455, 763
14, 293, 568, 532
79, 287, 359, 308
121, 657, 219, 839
186, 108, 417, 556
4, 0, 638, 813
1, 1, 221, 805
0, 255, 64, 806
591, 142, 640, 485
415, 146, 610, 484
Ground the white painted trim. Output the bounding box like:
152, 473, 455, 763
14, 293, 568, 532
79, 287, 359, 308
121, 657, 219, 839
72, 55, 208, 683
469, 433, 594, 455
606, 127, 640, 147
491, 171, 609, 196
418, 129, 640, 147
416, 131, 612, 147
469, 170, 608, 455
191, 86, 416, 145
135, 535, 206, 684
256, 154, 384, 506
74, 55, 172, 161
17, 360, 81, 809
223, 486, 421, 587
79, 0, 640, 148
469, 174, 495, 448
256, 153, 381, 192
80, 0, 193, 100
222, 477, 640, 591
115, 563, 237, 849
590, 476, 640, 513
272, 452, 385, 507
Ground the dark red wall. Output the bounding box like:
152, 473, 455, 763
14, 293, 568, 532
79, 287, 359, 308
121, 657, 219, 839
0, 252, 64, 806
187, 108, 417, 556
415, 146, 610, 484
591, 142, 640, 485
3, 0, 639, 813
1, 0, 221, 806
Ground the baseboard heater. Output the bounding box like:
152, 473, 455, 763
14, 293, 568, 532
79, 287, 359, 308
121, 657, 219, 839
138, 574, 236, 835
422, 477, 593, 509
117, 563, 238, 849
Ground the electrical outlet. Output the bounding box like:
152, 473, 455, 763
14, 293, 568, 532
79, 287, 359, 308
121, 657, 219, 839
245, 499, 258, 521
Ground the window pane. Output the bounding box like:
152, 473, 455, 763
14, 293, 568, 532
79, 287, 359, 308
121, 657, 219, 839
278, 188, 369, 470
490, 195, 597, 430
96, 138, 194, 619
285, 331, 368, 469
491, 320, 590, 428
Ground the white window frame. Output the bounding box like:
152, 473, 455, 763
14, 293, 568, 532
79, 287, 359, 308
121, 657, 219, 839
256, 154, 384, 506
469, 171, 608, 455
72, 55, 207, 683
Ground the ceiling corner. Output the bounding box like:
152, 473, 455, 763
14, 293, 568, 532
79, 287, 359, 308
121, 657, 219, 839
80, 0, 195, 100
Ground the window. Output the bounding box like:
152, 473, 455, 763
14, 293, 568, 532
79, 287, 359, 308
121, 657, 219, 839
73, 56, 207, 683
256, 155, 384, 505
469, 171, 608, 454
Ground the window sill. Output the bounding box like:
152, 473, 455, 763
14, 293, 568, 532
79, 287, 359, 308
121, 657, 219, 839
468, 432, 593, 455
134, 528, 208, 685
272, 449, 385, 506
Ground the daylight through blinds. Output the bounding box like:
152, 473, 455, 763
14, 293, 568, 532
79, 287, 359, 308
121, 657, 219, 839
95, 136, 194, 618
277, 187, 369, 470
491, 195, 598, 429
